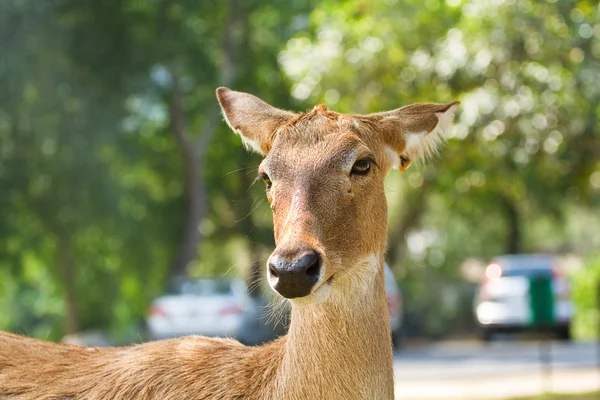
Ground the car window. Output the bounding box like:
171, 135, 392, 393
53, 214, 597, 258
494, 256, 556, 279
501, 267, 552, 278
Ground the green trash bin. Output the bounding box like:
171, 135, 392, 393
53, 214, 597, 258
528, 275, 555, 328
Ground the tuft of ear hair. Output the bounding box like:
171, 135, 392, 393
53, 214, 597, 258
402, 102, 460, 163
366, 101, 460, 171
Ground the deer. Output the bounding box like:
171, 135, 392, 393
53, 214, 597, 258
0, 87, 459, 400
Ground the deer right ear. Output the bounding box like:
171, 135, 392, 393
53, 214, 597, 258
216, 87, 297, 155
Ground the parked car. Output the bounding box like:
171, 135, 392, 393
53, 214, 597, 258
474, 254, 573, 341
147, 277, 247, 340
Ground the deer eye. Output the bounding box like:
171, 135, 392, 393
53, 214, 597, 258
351, 157, 375, 176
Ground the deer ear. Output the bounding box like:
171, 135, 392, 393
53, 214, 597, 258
369, 101, 460, 171
216, 87, 297, 155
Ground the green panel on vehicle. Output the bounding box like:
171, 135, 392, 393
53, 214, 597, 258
528, 276, 555, 326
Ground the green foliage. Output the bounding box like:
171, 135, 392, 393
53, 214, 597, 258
572, 255, 600, 339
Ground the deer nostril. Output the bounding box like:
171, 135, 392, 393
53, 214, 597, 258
305, 263, 320, 278
269, 265, 279, 278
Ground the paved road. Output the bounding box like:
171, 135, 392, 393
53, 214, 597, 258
393, 340, 600, 399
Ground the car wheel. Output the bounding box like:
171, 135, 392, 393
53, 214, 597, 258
392, 330, 402, 350
481, 328, 494, 342
556, 325, 572, 342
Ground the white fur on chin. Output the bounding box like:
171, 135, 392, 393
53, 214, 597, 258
290, 283, 332, 306
287, 254, 381, 307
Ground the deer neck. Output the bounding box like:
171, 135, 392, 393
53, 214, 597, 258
274, 255, 394, 400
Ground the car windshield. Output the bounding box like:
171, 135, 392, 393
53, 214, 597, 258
501, 267, 552, 278
166, 279, 233, 296
495, 255, 555, 278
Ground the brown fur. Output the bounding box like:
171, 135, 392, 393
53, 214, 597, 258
0, 88, 458, 400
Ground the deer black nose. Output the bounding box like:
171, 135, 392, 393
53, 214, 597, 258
268, 250, 322, 299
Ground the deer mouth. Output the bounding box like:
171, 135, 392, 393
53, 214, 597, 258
289, 282, 332, 306
287, 275, 334, 306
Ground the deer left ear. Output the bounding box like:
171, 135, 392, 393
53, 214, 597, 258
368, 101, 460, 171
216, 87, 297, 155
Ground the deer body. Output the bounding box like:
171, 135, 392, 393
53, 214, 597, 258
0, 88, 458, 400
0, 261, 390, 400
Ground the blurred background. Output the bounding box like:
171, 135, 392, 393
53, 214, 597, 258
1, 0, 600, 398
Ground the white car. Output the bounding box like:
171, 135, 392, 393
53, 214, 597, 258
147, 278, 247, 340
474, 254, 573, 341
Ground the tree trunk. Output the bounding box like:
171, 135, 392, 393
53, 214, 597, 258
167, 2, 245, 279
56, 235, 79, 334
169, 73, 204, 277
500, 195, 521, 254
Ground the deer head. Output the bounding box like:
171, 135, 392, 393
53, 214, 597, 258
216, 88, 458, 305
